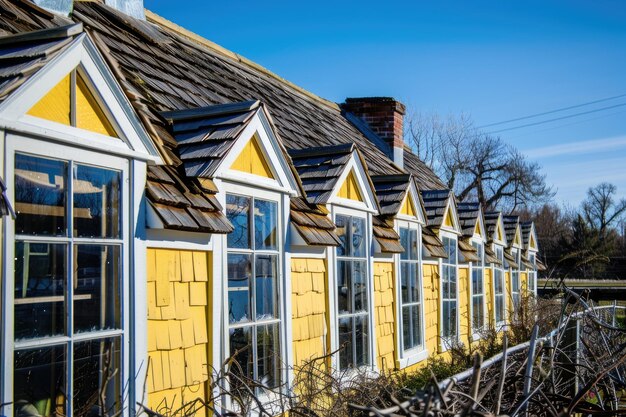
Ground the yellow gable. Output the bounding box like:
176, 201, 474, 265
514, 228, 521, 246
443, 207, 454, 228
496, 222, 504, 241
338, 170, 364, 202
474, 219, 483, 237
28, 70, 117, 137
530, 232, 537, 249
230, 135, 274, 178
400, 193, 417, 217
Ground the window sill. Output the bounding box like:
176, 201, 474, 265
396, 348, 429, 369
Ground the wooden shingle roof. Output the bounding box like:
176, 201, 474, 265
290, 197, 341, 247
421, 189, 453, 228
457, 201, 481, 238
0, 22, 81, 101
502, 215, 520, 247
371, 174, 412, 217
484, 211, 501, 242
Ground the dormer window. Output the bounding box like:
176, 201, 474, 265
441, 234, 458, 343
494, 245, 506, 327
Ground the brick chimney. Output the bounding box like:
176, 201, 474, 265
343, 97, 406, 169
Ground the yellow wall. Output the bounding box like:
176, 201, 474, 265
291, 258, 327, 367
28, 74, 71, 125
373, 261, 395, 371
338, 170, 364, 202
422, 264, 440, 355
146, 249, 211, 416
231, 135, 274, 178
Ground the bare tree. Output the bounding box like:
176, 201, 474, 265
404, 111, 554, 212
582, 182, 626, 240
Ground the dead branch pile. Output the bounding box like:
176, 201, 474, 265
350, 289, 626, 417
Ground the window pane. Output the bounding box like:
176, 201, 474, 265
15, 154, 67, 236
228, 254, 251, 324
14, 345, 66, 417
74, 245, 121, 333
412, 305, 422, 347
14, 242, 66, 340
495, 296, 504, 323
450, 301, 457, 337
73, 338, 121, 416
226, 195, 250, 249
353, 261, 368, 312
473, 296, 484, 330
335, 215, 348, 256
257, 323, 280, 389
254, 199, 277, 250
409, 264, 419, 303
255, 255, 278, 320
402, 306, 410, 350
409, 229, 418, 260
400, 228, 409, 260
355, 315, 369, 367
229, 327, 253, 389
73, 164, 121, 238
338, 317, 353, 369
352, 217, 366, 257
337, 260, 350, 314
442, 301, 450, 338
400, 263, 409, 303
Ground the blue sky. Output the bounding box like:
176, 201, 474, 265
145, 0, 626, 206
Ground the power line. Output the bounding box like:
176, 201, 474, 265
478, 93, 626, 129
485, 102, 626, 135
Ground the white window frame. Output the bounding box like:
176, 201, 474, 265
218, 182, 288, 404
511, 248, 521, 312
395, 219, 427, 367
439, 230, 459, 352
1, 133, 131, 417
492, 244, 506, 330
469, 238, 486, 341
328, 204, 375, 372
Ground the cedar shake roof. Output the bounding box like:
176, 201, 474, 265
0, 0, 450, 240
161, 100, 260, 179
372, 216, 404, 254
146, 165, 233, 233
502, 215, 520, 247
290, 197, 341, 247
484, 211, 501, 243
404, 151, 446, 191
421, 189, 454, 228
0, 23, 81, 101
521, 221, 535, 249
422, 226, 447, 258
288, 143, 354, 205
371, 174, 412, 217
457, 201, 481, 238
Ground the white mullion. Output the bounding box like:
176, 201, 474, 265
67, 159, 75, 416
14, 335, 71, 349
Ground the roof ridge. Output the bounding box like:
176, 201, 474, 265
160, 100, 260, 122
144, 9, 341, 112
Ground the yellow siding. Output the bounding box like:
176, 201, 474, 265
474, 221, 483, 237
458, 267, 471, 347
422, 264, 440, 354
400, 193, 417, 217
291, 258, 327, 368
28, 74, 71, 125
230, 135, 274, 178
443, 208, 454, 228
373, 262, 395, 371
76, 73, 117, 137
147, 248, 211, 415
338, 170, 364, 202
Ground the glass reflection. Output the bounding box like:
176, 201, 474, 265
229, 327, 253, 392
14, 242, 66, 340
227, 195, 250, 249
73, 164, 121, 238
228, 254, 251, 324
74, 245, 121, 333
14, 345, 66, 417
255, 255, 278, 320
257, 324, 280, 389
73, 338, 121, 416
254, 199, 277, 250
15, 154, 67, 236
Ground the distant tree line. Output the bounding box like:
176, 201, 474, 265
405, 111, 626, 279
